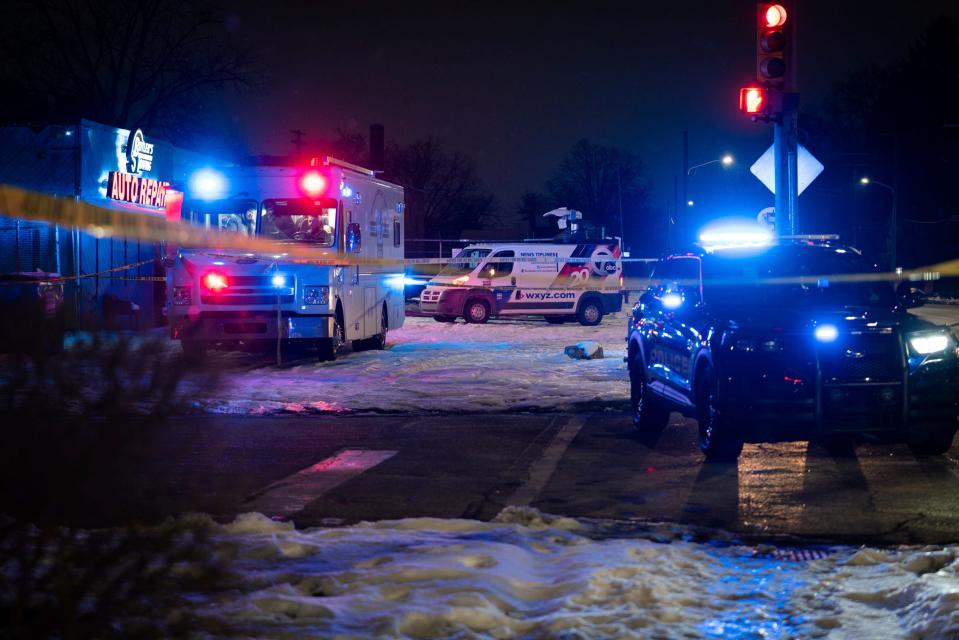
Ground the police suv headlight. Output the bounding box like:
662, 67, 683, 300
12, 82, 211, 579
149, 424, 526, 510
303, 286, 329, 305
907, 331, 954, 355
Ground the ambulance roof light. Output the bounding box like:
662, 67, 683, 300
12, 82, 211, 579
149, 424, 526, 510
300, 171, 327, 197
189, 168, 228, 200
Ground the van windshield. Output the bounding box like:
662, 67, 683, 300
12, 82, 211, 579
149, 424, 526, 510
260, 198, 337, 245
437, 248, 491, 277
183, 199, 257, 236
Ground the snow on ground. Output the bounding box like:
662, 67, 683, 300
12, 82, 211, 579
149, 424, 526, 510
171, 508, 959, 639
193, 314, 630, 415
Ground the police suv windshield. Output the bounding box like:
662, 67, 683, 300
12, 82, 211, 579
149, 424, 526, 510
703, 245, 897, 310
437, 248, 491, 277
260, 198, 337, 246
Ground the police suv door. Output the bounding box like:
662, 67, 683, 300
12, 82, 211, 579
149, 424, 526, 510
646, 256, 702, 402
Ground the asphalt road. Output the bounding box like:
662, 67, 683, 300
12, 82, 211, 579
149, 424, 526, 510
4, 304, 956, 545
15, 410, 959, 545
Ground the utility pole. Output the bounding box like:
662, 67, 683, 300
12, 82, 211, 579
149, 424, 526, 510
681, 131, 689, 242
773, 95, 800, 235
290, 129, 306, 157
617, 168, 625, 250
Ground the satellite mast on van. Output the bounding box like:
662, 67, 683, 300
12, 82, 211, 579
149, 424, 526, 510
542, 207, 582, 240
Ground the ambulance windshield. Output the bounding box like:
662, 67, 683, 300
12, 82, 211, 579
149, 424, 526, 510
260, 198, 337, 246
183, 199, 257, 236
438, 248, 491, 277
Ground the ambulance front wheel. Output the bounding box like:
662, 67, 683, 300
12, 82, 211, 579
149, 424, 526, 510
464, 299, 490, 324
577, 298, 604, 326
318, 309, 345, 362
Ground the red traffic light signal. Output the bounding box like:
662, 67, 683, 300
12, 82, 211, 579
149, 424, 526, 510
757, 3, 788, 87
739, 87, 767, 115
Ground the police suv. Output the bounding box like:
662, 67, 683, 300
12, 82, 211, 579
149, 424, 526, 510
627, 234, 958, 461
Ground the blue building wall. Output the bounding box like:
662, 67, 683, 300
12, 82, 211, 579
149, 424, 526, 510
0, 120, 215, 329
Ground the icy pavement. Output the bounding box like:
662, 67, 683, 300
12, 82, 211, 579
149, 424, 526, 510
164, 508, 959, 638
192, 315, 630, 415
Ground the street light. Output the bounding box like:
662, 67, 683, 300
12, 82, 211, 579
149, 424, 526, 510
687, 200, 695, 207
687, 154, 735, 176
858, 177, 898, 268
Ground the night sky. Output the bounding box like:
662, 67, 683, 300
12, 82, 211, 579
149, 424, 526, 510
226, 0, 959, 216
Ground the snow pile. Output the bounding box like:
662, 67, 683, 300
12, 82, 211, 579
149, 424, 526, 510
173, 508, 959, 638
193, 315, 630, 415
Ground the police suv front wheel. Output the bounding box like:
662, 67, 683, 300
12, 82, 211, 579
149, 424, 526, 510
696, 365, 743, 462
630, 357, 669, 433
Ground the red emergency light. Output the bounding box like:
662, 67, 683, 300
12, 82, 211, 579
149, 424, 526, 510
739, 87, 766, 115
202, 271, 229, 293
300, 171, 327, 197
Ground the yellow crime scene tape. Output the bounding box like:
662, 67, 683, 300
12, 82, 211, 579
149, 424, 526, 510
0, 183, 956, 288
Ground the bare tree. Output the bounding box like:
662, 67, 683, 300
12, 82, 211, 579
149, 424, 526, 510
546, 139, 649, 236
0, 0, 254, 144
386, 138, 495, 238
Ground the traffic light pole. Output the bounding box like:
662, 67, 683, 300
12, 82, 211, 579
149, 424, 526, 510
772, 92, 800, 235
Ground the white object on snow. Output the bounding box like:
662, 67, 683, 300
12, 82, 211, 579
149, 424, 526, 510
564, 341, 604, 360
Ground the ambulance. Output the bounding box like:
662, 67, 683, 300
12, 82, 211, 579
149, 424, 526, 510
167, 157, 406, 361
419, 211, 622, 325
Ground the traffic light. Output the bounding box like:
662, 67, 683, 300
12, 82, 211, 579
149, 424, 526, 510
757, 3, 788, 88
739, 87, 767, 115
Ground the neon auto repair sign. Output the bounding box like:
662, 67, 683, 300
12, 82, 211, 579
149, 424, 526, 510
108, 172, 169, 207
107, 128, 169, 207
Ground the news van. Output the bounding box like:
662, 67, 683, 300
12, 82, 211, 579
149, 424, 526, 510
419, 237, 623, 325
167, 157, 406, 362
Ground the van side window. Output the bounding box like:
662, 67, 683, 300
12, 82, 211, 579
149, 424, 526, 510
482, 250, 514, 278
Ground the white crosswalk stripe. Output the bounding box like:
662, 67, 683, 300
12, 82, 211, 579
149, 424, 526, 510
243, 449, 397, 518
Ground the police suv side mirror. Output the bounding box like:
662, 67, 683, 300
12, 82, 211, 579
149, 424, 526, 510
639, 289, 658, 309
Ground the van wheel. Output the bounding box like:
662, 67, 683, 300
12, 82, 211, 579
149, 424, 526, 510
577, 298, 603, 326
696, 365, 743, 462
433, 315, 456, 323
545, 316, 566, 325
318, 308, 345, 362
465, 299, 490, 324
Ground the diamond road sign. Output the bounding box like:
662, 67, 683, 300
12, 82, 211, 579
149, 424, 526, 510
750, 144, 824, 195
